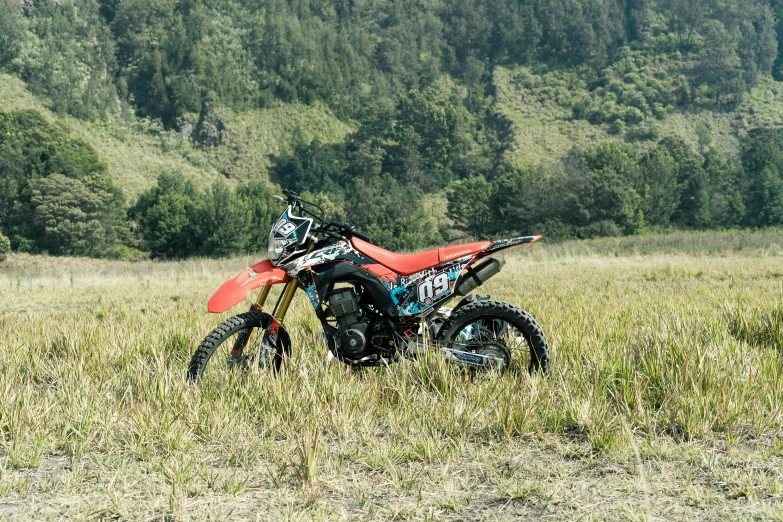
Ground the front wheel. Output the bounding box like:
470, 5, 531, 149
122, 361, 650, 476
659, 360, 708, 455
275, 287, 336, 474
187, 312, 291, 382
436, 299, 549, 374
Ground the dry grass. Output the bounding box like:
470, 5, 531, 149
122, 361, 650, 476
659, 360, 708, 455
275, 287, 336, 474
2, 234, 783, 520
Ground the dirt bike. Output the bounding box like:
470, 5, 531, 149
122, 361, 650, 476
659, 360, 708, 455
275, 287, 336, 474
187, 189, 549, 380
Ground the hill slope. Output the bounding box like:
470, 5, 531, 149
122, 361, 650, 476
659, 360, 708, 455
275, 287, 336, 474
494, 67, 783, 168
0, 73, 350, 199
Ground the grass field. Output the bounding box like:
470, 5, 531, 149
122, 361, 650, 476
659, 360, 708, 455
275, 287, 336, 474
2, 232, 783, 520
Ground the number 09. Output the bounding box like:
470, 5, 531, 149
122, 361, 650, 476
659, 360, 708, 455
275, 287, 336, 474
417, 273, 450, 303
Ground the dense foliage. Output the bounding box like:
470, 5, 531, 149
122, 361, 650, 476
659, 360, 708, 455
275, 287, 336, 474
3, 103, 783, 259
0, 109, 128, 257
0, 232, 9, 262
1, 0, 780, 124
129, 174, 280, 258
444, 131, 783, 240
3, 1, 783, 259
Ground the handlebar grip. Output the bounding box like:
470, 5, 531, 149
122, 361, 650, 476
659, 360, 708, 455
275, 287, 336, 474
351, 230, 372, 243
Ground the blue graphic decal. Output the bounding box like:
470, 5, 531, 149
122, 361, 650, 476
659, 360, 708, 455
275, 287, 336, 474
395, 261, 468, 317
453, 351, 485, 365
384, 283, 412, 308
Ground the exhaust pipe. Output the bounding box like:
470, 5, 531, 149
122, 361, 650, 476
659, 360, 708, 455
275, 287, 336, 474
455, 255, 505, 296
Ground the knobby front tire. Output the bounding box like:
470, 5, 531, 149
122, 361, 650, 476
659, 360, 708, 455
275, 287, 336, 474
187, 312, 291, 382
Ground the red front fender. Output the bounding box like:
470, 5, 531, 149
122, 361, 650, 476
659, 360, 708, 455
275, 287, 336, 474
208, 260, 291, 313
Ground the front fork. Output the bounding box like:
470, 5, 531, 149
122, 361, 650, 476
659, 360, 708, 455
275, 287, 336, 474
227, 277, 300, 364
257, 277, 298, 363
230, 244, 314, 362
227, 278, 299, 360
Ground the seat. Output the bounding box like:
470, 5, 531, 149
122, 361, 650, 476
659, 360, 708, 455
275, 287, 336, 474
351, 237, 492, 276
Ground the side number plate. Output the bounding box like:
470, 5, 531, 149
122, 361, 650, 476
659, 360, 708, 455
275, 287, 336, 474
417, 273, 450, 304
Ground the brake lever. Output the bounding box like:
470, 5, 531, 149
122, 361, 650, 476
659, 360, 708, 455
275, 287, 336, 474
272, 195, 286, 202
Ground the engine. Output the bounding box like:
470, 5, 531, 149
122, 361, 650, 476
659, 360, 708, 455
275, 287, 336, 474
326, 287, 395, 360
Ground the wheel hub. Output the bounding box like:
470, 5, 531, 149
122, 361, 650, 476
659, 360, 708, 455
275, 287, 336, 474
471, 342, 511, 371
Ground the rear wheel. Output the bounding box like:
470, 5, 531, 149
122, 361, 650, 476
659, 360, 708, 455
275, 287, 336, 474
436, 299, 549, 374
187, 312, 291, 382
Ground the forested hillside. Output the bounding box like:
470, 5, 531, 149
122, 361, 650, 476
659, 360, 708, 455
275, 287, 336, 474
3, 0, 783, 258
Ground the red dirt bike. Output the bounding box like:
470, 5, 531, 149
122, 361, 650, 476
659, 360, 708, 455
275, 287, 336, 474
187, 189, 549, 380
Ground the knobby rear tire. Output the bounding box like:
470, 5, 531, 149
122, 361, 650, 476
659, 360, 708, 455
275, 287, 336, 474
187, 312, 291, 382
436, 299, 550, 373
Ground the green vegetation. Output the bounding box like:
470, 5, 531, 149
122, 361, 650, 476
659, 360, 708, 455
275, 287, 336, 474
0, 232, 9, 262
2, 0, 776, 124
4, 0, 783, 258
0, 72, 349, 199
2, 234, 783, 518
130, 174, 278, 258
447, 131, 783, 241
0, 109, 129, 257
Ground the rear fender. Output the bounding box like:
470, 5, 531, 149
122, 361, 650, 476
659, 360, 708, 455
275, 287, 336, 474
483, 235, 542, 254
208, 260, 291, 313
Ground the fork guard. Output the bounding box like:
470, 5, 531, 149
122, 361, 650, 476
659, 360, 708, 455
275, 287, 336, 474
208, 260, 291, 313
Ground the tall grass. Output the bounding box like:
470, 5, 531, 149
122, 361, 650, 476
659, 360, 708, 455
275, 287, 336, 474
1, 244, 783, 519
517, 228, 783, 260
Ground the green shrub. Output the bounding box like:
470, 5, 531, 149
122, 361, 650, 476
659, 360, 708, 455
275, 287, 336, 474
0, 232, 10, 262
579, 220, 622, 239
609, 119, 626, 135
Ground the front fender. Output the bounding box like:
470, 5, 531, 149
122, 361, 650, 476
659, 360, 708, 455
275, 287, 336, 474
208, 260, 291, 313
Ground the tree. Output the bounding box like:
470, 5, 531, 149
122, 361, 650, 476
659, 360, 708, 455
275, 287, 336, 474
693, 20, 745, 108
651, 137, 710, 229
0, 109, 128, 255
740, 128, 783, 227
703, 148, 744, 227
624, 0, 650, 41
197, 181, 250, 258
236, 180, 280, 252
130, 172, 205, 258
664, 0, 710, 46
19, 0, 119, 119
490, 165, 559, 236
382, 90, 475, 190
269, 139, 349, 195
569, 144, 644, 235
639, 146, 680, 228
736, 2, 777, 87
0, 0, 27, 68
446, 176, 494, 240
29, 174, 120, 256
345, 175, 438, 251
771, 0, 783, 80
587, 168, 645, 235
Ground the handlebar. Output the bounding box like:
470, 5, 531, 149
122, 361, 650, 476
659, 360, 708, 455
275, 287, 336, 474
279, 189, 326, 222
314, 221, 372, 244
276, 189, 372, 243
